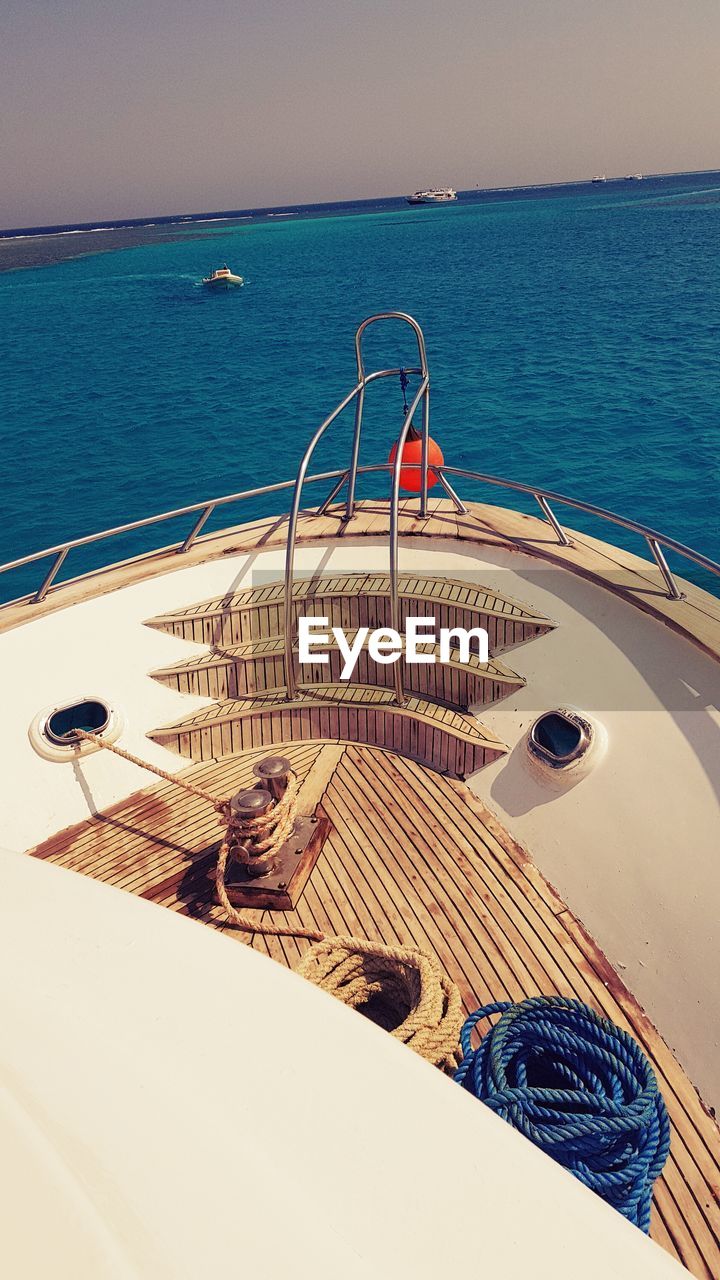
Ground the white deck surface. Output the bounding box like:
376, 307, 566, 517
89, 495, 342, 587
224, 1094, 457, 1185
1, 536, 719, 1107
0, 853, 687, 1279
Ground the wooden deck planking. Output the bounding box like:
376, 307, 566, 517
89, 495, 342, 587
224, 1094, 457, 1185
146, 574, 554, 678
150, 634, 527, 710
389, 757, 712, 1269
149, 685, 508, 778
28, 742, 720, 1278
402, 757, 720, 1251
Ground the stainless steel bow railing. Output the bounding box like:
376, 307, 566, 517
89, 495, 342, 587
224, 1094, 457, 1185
2, 462, 718, 614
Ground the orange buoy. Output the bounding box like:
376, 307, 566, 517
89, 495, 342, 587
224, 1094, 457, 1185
388, 423, 444, 492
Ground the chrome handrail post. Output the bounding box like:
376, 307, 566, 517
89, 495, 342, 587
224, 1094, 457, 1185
283, 481, 304, 701
344, 383, 365, 521
283, 383, 363, 699
647, 537, 684, 600
536, 494, 572, 547
180, 503, 216, 553
34, 547, 69, 603
353, 311, 430, 523
317, 469, 350, 516
355, 311, 429, 377
389, 377, 429, 706
434, 468, 467, 514
419, 385, 430, 517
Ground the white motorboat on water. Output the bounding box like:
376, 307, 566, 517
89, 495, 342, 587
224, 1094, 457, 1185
407, 187, 457, 204
591, 174, 607, 183
202, 264, 244, 288
1, 312, 719, 1279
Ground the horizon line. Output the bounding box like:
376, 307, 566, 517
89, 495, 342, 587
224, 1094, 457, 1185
2, 165, 719, 238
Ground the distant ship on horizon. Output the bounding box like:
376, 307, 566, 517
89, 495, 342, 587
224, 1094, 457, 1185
591, 173, 643, 184
407, 187, 457, 204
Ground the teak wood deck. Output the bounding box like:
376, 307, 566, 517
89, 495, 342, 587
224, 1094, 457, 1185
145, 571, 554, 655
30, 741, 720, 1279
148, 684, 507, 777
151, 636, 525, 708
145, 569, 557, 777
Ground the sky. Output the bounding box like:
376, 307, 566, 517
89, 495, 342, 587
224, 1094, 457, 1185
1, 0, 719, 228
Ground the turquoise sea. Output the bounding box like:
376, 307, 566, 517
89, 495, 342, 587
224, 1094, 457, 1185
1, 173, 719, 601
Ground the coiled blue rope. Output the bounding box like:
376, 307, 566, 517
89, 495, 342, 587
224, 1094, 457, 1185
455, 996, 670, 1232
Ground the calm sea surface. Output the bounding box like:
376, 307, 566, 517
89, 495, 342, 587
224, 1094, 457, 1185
1, 174, 719, 600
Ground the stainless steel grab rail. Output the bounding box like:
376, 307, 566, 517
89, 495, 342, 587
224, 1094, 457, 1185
351, 312, 429, 519
388, 376, 429, 705
282, 383, 364, 699
0, 460, 398, 605
2, 462, 719, 614
438, 465, 720, 584
0, 470, 348, 604
282, 312, 457, 702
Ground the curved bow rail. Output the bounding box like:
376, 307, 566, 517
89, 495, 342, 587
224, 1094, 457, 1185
2, 309, 719, 709
2, 461, 718, 605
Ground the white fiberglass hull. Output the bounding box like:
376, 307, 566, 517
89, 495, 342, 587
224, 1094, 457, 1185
203, 273, 243, 288
0, 852, 686, 1280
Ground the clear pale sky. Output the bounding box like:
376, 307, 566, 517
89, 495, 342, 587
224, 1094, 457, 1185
1, 0, 719, 227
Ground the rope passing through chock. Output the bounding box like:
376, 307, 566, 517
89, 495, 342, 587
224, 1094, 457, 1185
455, 995, 670, 1231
